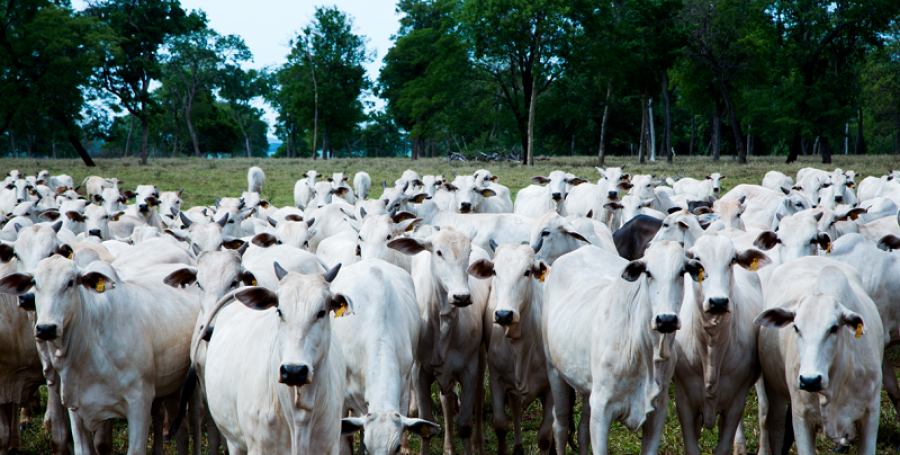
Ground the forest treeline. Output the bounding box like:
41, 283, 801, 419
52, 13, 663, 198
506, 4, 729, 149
1, 0, 898, 166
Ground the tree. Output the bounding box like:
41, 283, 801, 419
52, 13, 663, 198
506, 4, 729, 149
283, 6, 371, 159
86, 0, 204, 165
219, 66, 268, 158
164, 28, 251, 157
0, 0, 105, 165
461, 0, 575, 165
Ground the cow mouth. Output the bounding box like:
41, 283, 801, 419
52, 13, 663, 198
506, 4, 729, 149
459, 207, 472, 214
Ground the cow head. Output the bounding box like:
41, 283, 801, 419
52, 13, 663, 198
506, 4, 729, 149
628, 174, 657, 200
597, 166, 631, 200
531, 170, 569, 202
165, 249, 254, 317
341, 412, 440, 455
688, 233, 770, 315
651, 210, 704, 250
358, 212, 420, 261
388, 227, 475, 307
712, 197, 745, 230
232, 263, 348, 388
706, 173, 726, 195
528, 212, 590, 265
755, 212, 830, 262
444, 175, 496, 214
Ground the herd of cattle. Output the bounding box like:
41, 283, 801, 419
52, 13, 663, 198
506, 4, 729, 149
1, 164, 900, 455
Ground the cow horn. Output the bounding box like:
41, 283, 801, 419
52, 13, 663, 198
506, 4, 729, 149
531, 237, 544, 253
323, 263, 342, 283
489, 239, 499, 252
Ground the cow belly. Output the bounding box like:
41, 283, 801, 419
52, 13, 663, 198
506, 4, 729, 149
0, 300, 43, 403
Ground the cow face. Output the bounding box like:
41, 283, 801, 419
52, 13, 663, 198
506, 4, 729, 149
652, 210, 703, 250
621, 241, 700, 333
165, 250, 253, 316
706, 172, 726, 195
233, 264, 349, 388
358, 213, 420, 261
445, 176, 496, 214
388, 227, 474, 307
468, 244, 547, 339
313, 181, 348, 209
597, 166, 631, 201
10, 179, 31, 203
688, 234, 770, 314
181, 212, 228, 252
473, 169, 495, 188
619, 195, 654, 224
528, 212, 589, 265
420, 175, 444, 197
341, 412, 439, 455
755, 268, 866, 394
790, 176, 822, 210
755, 213, 830, 263
84, 204, 119, 240
531, 170, 569, 202
95, 187, 127, 215
158, 190, 183, 218
274, 217, 311, 249
628, 174, 657, 200
712, 197, 745, 230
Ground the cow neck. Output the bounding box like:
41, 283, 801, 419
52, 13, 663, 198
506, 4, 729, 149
509, 283, 543, 395
688, 279, 736, 424
818, 329, 860, 440
419, 201, 456, 229
426, 266, 457, 376
363, 298, 404, 414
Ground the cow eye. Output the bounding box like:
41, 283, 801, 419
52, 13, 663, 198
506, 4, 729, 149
829, 325, 838, 334
524, 270, 531, 277
793, 325, 800, 335
796, 203, 803, 207
436, 250, 443, 258
316, 309, 326, 319
662, 223, 669, 228
230, 280, 238, 288
276, 309, 283, 319
228, 220, 235, 224
67, 279, 74, 288
541, 231, 550, 237
386, 235, 392, 240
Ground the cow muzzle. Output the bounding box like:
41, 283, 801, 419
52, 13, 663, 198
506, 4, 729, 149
551, 192, 562, 201
279, 364, 310, 386
450, 293, 472, 307
494, 310, 515, 326
798, 374, 823, 392
459, 202, 472, 214
653, 313, 680, 333
88, 229, 102, 238
139, 204, 150, 213
35, 324, 58, 340
706, 297, 730, 314
607, 191, 618, 200
834, 195, 843, 203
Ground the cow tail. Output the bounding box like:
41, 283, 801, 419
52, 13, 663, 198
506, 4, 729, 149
166, 366, 198, 440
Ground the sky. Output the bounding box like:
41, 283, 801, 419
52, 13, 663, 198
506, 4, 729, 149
71, 0, 401, 140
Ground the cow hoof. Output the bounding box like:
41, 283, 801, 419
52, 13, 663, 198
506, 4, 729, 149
512, 445, 525, 455
834, 445, 849, 453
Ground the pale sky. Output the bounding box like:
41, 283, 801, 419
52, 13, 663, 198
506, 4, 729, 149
71, 0, 400, 140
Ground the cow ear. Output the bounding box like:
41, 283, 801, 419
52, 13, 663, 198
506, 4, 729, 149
754, 307, 795, 328
332, 187, 349, 196
667, 207, 682, 215
267, 216, 279, 227
80, 272, 115, 293
531, 176, 550, 185
65, 210, 85, 222
603, 202, 624, 211
753, 231, 780, 251
396, 218, 422, 233
735, 249, 771, 271
403, 418, 441, 438
326, 177, 334, 182
122, 190, 136, 199
392, 211, 417, 223
877, 235, 900, 252
705, 175, 712, 180
617, 181, 633, 190
56, 244, 74, 259
240, 269, 258, 287
621, 260, 647, 282
816, 233, 832, 252
685, 258, 704, 282
164, 268, 198, 288
720, 175, 727, 180
251, 233, 277, 248
563, 227, 589, 243
476, 188, 496, 198
467, 259, 495, 279
235, 287, 278, 311
408, 193, 428, 204
341, 417, 365, 436
259, 200, 270, 209
0, 273, 34, 295
388, 238, 430, 256
223, 239, 246, 250
285, 214, 303, 222
329, 292, 353, 317
41, 211, 61, 222
0, 243, 14, 263
693, 206, 711, 215
842, 311, 865, 336
532, 260, 549, 283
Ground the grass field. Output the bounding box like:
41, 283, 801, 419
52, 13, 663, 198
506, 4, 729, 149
6, 154, 900, 454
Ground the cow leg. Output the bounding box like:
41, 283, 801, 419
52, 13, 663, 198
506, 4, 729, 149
673, 382, 700, 455
638, 379, 671, 455
714, 401, 746, 455
400, 377, 412, 455
0, 403, 13, 455
881, 356, 900, 418
69, 411, 94, 455
509, 394, 524, 455
205, 400, 224, 455
546, 364, 570, 455
92, 420, 114, 455
760, 379, 787, 455
789, 406, 816, 455
45, 379, 73, 455
474, 350, 486, 455
413, 367, 434, 455
188, 392, 202, 455
126, 400, 154, 455
489, 381, 509, 455
587, 393, 611, 455
151, 399, 166, 455
576, 397, 591, 455
856, 395, 880, 455
19, 396, 33, 426
161, 394, 189, 455
440, 390, 459, 455
458, 359, 483, 455
536, 392, 554, 455
733, 421, 748, 455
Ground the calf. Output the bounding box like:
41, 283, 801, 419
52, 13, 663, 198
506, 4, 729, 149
668, 173, 726, 199
513, 171, 575, 219
201, 264, 347, 454
328, 172, 356, 204
353, 172, 371, 200
468, 244, 553, 455
543, 241, 701, 454
247, 166, 265, 194
294, 171, 319, 208
754, 261, 882, 455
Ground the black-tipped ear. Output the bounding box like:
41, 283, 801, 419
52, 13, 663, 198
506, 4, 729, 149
754, 308, 795, 328
467, 259, 495, 279
341, 418, 364, 437
0, 244, 13, 263
66, 211, 85, 223
323, 263, 342, 283
754, 231, 779, 251
223, 239, 246, 250
0, 273, 34, 295
735, 249, 771, 271
842, 311, 865, 335
388, 238, 429, 256
877, 235, 900, 252
56, 244, 74, 259
817, 232, 831, 252
667, 207, 682, 214
273, 261, 289, 281
164, 268, 198, 288
621, 261, 647, 282
252, 233, 277, 248
392, 211, 416, 223
240, 269, 257, 286
234, 287, 278, 311
685, 259, 704, 282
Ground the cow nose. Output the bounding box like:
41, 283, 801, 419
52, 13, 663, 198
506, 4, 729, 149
798, 375, 823, 392
708, 297, 729, 314
16, 198, 23, 203
460, 202, 472, 213
451, 293, 472, 307
279, 364, 309, 386
35, 324, 57, 340
655, 314, 679, 333
494, 310, 514, 326
88, 229, 102, 238
607, 191, 618, 200
139, 204, 149, 212
18, 293, 34, 309
356, 244, 361, 257
551, 192, 562, 201
834, 195, 843, 203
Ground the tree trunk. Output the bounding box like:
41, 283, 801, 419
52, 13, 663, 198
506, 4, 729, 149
172, 131, 178, 159
801, 137, 809, 156
322, 127, 329, 160
8, 131, 14, 158
570, 134, 575, 157
245, 135, 252, 158
140, 115, 149, 165
638, 88, 648, 163
306, 48, 319, 161
786, 134, 802, 164
821, 136, 832, 164
186, 97, 201, 158
857, 107, 866, 155
718, 80, 746, 163
526, 63, 538, 166
747, 124, 752, 156
597, 78, 613, 165
843, 122, 848, 155
124, 115, 135, 158
712, 100, 722, 161
25, 135, 32, 158
67, 131, 95, 167
689, 114, 695, 156
662, 71, 672, 164
411, 136, 418, 161
813, 136, 820, 155
431, 136, 435, 158
648, 97, 656, 161
52, 139, 57, 159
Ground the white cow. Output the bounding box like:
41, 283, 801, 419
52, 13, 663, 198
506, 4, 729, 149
754, 260, 883, 455
528, 212, 615, 265
674, 234, 770, 455
353, 172, 371, 200
762, 171, 793, 191
329, 172, 356, 204
357, 210, 420, 273
442, 175, 512, 214
388, 228, 490, 455
667, 173, 726, 199
332, 260, 438, 454
247, 167, 265, 194
467, 243, 553, 455
294, 171, 319, 209
543, 241, 701, 454
513, 171, 573, 219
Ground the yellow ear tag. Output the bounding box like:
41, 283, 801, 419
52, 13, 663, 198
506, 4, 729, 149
334, 303, 347, 318
855, 324, 863, 338
421, 425, 430, 438
539, 268, 547, 283
251, 279, 257, 287
67, 251, 73, 260
95, 281, 105, 293
826, 242, 832, 254
749, 258, 759, 272
698, 269, 704, 283
849, 212, 859, 221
